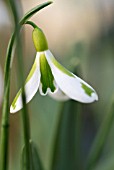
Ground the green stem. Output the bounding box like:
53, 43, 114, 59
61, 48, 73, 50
0, 33, 15, 170
0, 1, 52, 170
9, 0, 32, 169
25, 21, 38, 29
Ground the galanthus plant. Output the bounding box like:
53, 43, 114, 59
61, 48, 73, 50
2, 2, 114, 170
0, 2, 53, 170
10, 22, 98, 113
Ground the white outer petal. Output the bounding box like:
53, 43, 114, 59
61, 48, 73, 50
45, 50, 98, 103
0, 67, 3, 105
10, 53, 41, 113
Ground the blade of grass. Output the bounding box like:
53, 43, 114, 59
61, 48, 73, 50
31, 141, 44, 170
21, 141, 44, 170
50, 100, 82, 170
94, 154, 114, 170
86, 100, 114, 170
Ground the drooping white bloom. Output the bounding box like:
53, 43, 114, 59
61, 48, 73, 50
0, 66, 3, 105
10, 26, 98, 113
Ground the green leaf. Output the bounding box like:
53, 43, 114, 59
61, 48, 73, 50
21, 141, 33, 170
50, 100, 82, 170
86, 101, 114, 170
31, 141, 44, 170
94, 154, 114, 170
21, 144, 31, 170
21, 141, 44, 170
20, 1, 53, 25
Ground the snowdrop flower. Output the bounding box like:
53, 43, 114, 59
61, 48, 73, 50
10, 26, 98, 113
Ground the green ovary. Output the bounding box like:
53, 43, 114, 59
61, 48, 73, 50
40, 53, 56, 94
32, 27, 48, 52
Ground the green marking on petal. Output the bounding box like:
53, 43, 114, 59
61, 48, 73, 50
25, 61, 37, 84
51, 55, 75, 77
40, 53, 56, 94
11, 89, 22, 109
81, 83, 94, 96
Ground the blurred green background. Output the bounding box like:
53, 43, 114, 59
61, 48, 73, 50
0, 0, 114, 170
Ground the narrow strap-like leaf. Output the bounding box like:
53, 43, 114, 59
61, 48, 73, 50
50, 100, 82, 170
86, 101, 114, 170
21, 141, 44, 170
31, 141, 44, 170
